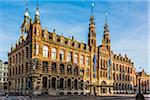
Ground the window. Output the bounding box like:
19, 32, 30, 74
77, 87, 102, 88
34, 44, 39, 55
16, 54, 18, 64
74, 67, 78, 76
19, 52, 21, 63
80, 55, 84, 65
74, 53, 78, 64
86, 68, 89, 77
26, 47, 29, 58
80, 68, 84, 76
113, 63, 115, 70
26, 63, 28, 73
75, 43, 78, 48
52, 62, 56, 72
86, 57, 90, 66
22, 50, 24, 61
43, 61, 48, 72
67, 52, 72, 62
51, 48, 56, 60
43, 45, 48, 58
60, 64, 64, 74
67, 65, 72, 75
60, 50, 64, 61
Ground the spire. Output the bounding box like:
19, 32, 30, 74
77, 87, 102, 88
104, 11, 109, 33
21, 0, 31, 34
89, 2, 96, 33
34, 0, 40, 24
105, 11, 108, 25
24, 0, 30, 18
91, 2, 95, 16
102, 11, 111, 52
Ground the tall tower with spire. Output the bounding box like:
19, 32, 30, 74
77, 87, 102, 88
34, 1, 40, 24
102, 11, 111, 53
32, 0, 42, 38
88, 3, 96, 52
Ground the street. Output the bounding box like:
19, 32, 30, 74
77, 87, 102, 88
0, 95, 150, 100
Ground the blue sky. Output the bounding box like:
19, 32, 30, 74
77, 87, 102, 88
0, 0, 149, 73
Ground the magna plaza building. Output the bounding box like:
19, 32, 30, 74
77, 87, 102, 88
8, 3, 150, 95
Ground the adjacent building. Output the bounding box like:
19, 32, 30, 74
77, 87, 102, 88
135, 69, 150, 94
0, 60, 8, 91
7, 3, 149, 96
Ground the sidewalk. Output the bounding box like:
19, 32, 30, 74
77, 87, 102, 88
97, 94, 150, 97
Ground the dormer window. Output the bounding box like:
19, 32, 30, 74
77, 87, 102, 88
53, 37, 56, 42
44, 33, 48, 39
75, 43, 78, 48
68, 41, 71, 45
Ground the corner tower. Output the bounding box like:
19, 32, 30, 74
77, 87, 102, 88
20, 1, 31, 36
32, 1, 42, 38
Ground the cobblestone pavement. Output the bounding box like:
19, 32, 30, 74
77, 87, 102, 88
0, 95, 150, 100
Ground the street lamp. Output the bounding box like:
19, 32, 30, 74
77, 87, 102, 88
138, 72, 142, 94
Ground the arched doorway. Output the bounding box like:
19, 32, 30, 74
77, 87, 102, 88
60, 78, 64, 89
67, 79, 71, 90
42, 77, 47, 89
74, 79, 78, 90
101, 81, 107, 93
52, 77, 56, 89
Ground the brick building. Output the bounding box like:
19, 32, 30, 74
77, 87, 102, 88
8, 3, 147, 95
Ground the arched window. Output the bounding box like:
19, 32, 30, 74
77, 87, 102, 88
43, 45, 48, 58
86, 57, 90, 66
74, 79, 78, 90
34, 44, 39, 55
18, 52, 21, 63
80, 55, 84, 65
67, 79, 71, 90
60, 78, 64, 89
43, 61, 48, 72
67, 52, 72, 62
74, 53, 78, 64
52, 77, 56, 89
60, 64, 64, 74
51, 48, 56, 60
52, 62, 56, 72
60, 50, 64, 61
74, 66, 78, 76
67, 65, 72, 75
80, 68, 84, 76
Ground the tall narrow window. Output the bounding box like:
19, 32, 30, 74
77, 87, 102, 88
74, 53, 78, 64
26, 47, 29, 58
34, 44, 39, 55
86, 57, 90, 66
67, 52, 72, 62
43, 61, 48, 72
43, 45, 48, 58
60, 50, 64, 61
51, 48, 56, 60
80, 55, 84, 65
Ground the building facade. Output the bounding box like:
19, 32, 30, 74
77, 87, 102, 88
8, 3, 148, 96
136, 69, 150, 94
0, 60, 8, 91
